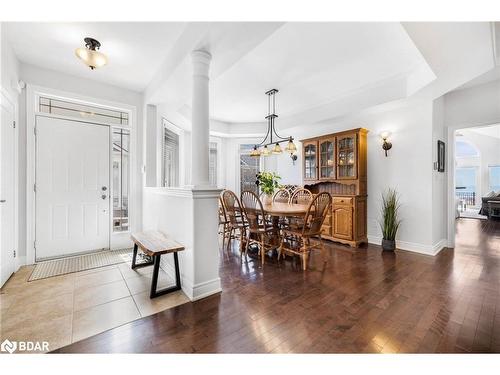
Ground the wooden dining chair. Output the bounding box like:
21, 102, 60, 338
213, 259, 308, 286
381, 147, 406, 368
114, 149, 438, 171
241, 191, 277, 265
272, 188, 291, 203
290, 188, 313, 204
222, 190, 248, 256
288, 188, 314, 230
218, 195, 232, 250
278, 192, 332, 270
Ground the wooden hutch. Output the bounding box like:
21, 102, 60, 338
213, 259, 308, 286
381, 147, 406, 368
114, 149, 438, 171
301, 128, 368, 247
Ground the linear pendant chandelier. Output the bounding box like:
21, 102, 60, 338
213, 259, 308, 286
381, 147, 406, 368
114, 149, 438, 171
250, 89, 297, 157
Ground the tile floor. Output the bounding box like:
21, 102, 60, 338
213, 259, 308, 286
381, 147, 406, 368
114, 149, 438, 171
0, 260, 190, 353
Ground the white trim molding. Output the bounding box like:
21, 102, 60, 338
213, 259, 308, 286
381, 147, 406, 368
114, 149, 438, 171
160, 257, 221, 301
368, 236, 447, 256
1, 87, 20, 271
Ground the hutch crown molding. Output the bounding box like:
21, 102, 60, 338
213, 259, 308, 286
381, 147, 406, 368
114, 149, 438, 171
301, 128, 368, 247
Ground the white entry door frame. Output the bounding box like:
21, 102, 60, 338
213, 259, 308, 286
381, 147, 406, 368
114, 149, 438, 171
0, 87, 19, 286
26, 84, 137, 265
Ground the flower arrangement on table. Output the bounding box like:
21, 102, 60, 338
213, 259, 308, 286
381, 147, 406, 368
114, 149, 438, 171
255, 172, 281, 199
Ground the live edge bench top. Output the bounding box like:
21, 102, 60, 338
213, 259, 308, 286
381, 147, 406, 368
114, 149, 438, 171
131, 231, 185, 256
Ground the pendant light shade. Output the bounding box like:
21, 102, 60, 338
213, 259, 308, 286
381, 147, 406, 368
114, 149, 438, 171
250, 145, 261, 157
75, 37, 108, 70
272, 143, 282, 154
261, 145, 271, 156
285, 138, 297, 154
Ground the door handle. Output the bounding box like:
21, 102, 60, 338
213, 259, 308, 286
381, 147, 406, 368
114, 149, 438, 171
0, 200, 6, 203
101, 194, 107, 200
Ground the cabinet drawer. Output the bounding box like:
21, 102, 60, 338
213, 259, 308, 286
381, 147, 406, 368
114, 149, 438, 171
333, 197, 352, 205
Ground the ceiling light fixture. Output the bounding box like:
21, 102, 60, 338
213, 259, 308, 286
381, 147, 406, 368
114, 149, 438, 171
250, 89, 297, 160
75, 37, 108, 70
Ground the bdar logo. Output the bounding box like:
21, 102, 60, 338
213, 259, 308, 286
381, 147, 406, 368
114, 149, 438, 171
1, 339, 17, 354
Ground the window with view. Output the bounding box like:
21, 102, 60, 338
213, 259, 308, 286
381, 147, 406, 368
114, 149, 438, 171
162, 127, 179, 187
489, 165, 500, 191
240, 144, 260, 195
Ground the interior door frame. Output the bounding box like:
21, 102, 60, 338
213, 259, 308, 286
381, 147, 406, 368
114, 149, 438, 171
446, 120, 499, 249
26, 84, 137, 264
0, 86, 19, 271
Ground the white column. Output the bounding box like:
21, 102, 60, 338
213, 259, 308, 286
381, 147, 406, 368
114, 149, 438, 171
190, 50, 211, 187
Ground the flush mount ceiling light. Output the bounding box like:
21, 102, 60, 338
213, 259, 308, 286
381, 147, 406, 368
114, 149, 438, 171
250, 89, 297, 159
75, 37, 108, 70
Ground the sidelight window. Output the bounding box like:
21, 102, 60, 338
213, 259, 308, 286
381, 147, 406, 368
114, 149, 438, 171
112, 128, 130, 232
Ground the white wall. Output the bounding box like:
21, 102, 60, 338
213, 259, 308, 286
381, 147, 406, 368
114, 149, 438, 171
444, 80, 500, 128
17, 63, 144, 261
1, 24, 20, 100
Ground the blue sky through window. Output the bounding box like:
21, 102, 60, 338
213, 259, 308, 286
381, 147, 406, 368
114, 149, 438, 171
490, 166, 500, 191
456, 167, 476, 193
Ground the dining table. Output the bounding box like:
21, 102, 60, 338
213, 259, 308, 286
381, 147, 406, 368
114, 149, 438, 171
261, 201, 311, 218
258, 201, 312, 248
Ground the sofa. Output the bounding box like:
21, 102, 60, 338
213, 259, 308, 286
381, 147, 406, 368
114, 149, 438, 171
479, 191, 500, 217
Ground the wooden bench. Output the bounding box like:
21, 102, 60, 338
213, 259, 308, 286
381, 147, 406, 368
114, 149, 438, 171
130, 231, 185, 299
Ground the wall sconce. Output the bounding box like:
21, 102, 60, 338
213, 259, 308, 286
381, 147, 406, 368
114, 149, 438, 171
380, 131, 392, 157
290, 154, 298, 165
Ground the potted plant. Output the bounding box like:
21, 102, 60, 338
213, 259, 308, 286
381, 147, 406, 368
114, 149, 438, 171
379, 188, 401, 251
255, 172, 281, 204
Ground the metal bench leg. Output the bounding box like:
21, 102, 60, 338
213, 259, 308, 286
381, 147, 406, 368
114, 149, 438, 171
149, 252, 182, 299
131, 243, 154, 270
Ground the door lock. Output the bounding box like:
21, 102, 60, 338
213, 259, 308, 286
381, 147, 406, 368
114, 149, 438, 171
101, 186, 107, 191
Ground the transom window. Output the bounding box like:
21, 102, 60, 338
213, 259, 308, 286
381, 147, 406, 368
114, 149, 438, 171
39, 96, 129, 125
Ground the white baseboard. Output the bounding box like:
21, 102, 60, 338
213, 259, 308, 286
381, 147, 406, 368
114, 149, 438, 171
15, 256, 27, 271
368, 236, 447, 256
159, 257, 221, 302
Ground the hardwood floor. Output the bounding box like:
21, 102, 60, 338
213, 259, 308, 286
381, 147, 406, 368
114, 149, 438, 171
54, 218, 500, 353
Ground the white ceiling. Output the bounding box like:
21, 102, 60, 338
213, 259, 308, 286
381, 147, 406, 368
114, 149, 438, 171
210, 22, 432, 123
4, 22, 497, 126
4, 22, 187, 91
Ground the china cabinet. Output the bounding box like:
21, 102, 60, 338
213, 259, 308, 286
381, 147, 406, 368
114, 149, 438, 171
301, 128, 368, 247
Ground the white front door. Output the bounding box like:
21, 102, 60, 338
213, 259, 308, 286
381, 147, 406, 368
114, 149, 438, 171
0, 93, 16, 287
35, 116, 110, 260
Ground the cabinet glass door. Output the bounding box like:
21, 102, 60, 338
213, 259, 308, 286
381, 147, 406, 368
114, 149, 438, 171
304, 142, 317, 180
319, 138, 335, 179
337, 134, 357, 179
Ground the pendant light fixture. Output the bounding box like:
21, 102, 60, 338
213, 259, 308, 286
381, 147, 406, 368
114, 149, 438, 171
250, 89, 297, 158
75, 37, 108, 70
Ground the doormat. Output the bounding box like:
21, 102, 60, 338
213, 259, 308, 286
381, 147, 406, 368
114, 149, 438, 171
28, 248, 133, 281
